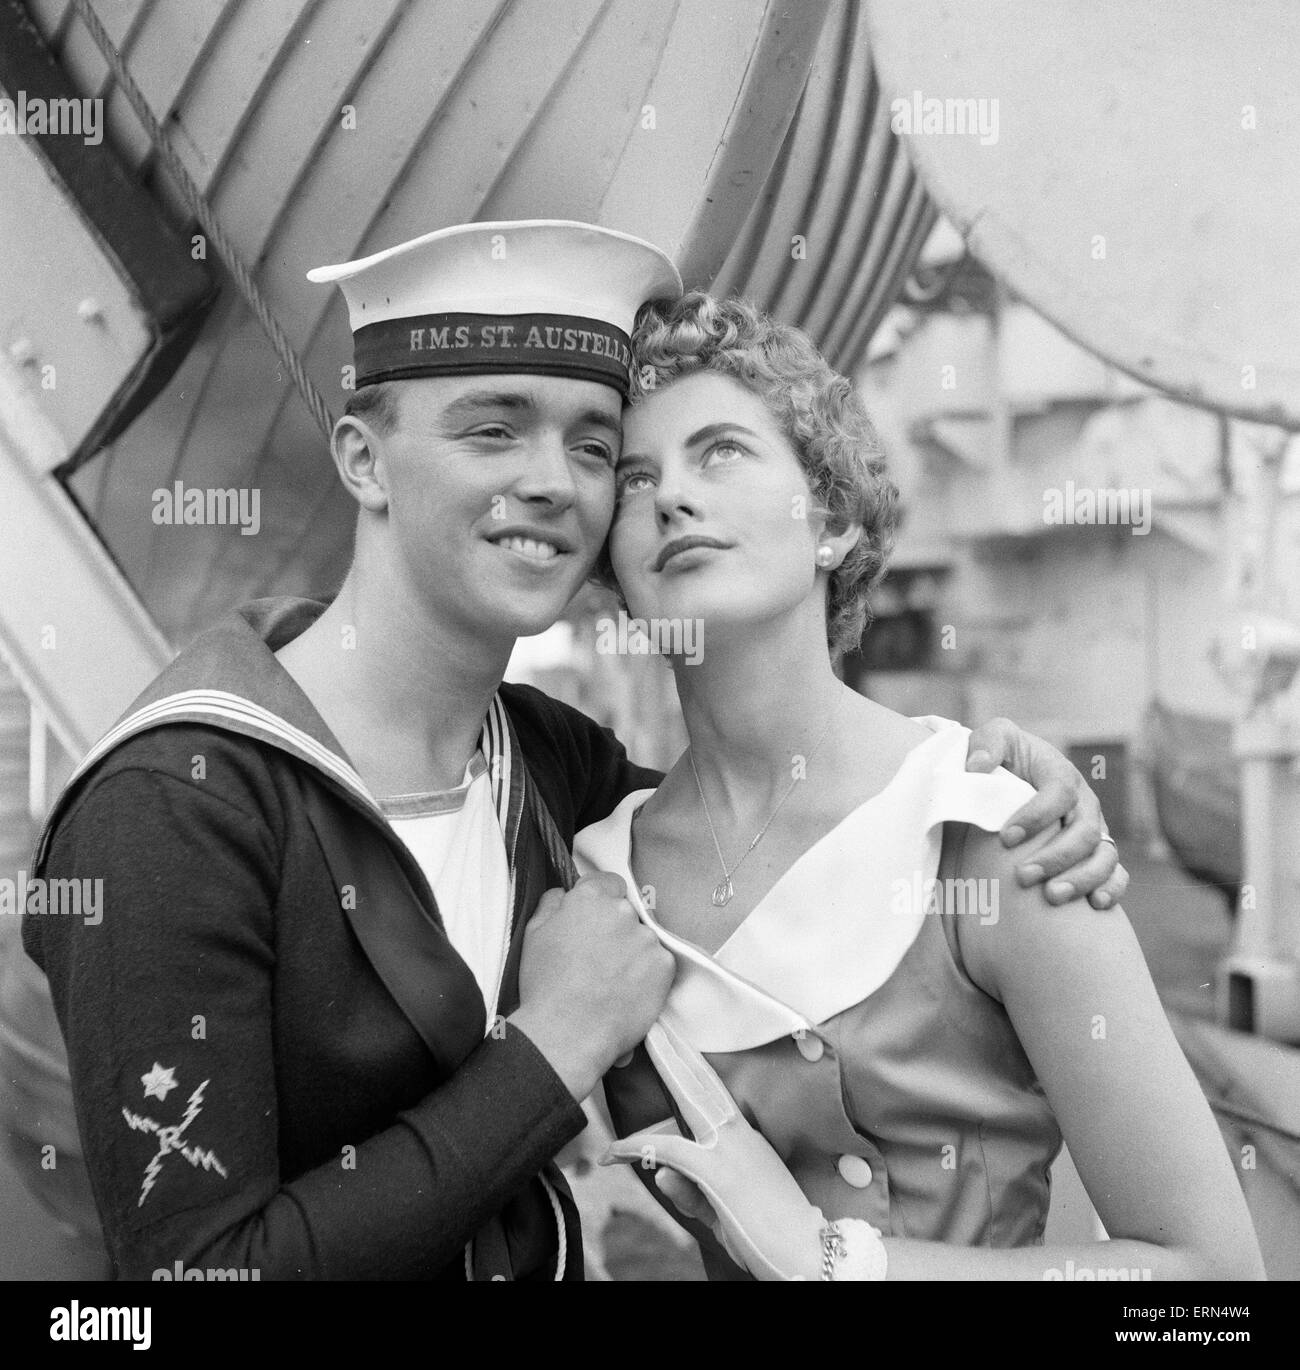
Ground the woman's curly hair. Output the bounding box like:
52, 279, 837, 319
618, 291, 898, 660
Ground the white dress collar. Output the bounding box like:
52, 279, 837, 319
573, 716, 1033, 1052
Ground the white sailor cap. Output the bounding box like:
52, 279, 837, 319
308, 219, 682, 397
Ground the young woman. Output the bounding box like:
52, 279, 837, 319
577, 293, 1264, 1281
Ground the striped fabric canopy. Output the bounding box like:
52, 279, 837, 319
26, 0, 933, 644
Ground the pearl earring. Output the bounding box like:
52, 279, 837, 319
816, 546, 835, 568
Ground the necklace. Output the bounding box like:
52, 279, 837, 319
688, 688, 844, 908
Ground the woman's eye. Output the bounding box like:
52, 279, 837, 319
616, 472, 654, 497
705, 440, 745, 465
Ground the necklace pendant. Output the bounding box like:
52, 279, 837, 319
711, 876, 734, 907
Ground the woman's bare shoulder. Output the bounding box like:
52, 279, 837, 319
951, 818, 1117, 1001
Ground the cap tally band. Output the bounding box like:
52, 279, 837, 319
353, 311, 633, 395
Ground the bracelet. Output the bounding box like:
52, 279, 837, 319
820, 1219, 888, 1281
819, 1223, 848, 1280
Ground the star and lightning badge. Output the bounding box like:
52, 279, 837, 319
122, 1064, 229, 1207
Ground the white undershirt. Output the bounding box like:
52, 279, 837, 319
380, 753, 511, 1024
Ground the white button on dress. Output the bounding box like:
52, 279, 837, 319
794, 1032, 824, 1062
837, 1154, 873, 1188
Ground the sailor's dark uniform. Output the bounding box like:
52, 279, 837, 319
22, 597, 659, 1280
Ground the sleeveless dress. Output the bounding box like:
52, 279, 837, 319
573, 716, 1063, 1277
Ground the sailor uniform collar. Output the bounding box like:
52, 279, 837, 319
573, 717, 1034, 1054
35, 596, 522, 869
30, 595, 536, 1067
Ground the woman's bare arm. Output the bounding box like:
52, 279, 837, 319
880, 823, 1264, 1281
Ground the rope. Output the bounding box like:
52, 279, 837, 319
70, 0, 336, 440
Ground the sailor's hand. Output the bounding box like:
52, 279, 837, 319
510, 873, 674, 1101
965, 717, 1129, 910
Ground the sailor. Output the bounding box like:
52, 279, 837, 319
21, 220, 1124, 1281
